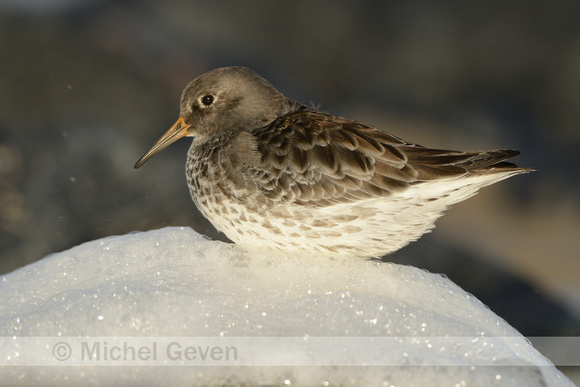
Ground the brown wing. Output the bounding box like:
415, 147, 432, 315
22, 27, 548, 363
238, 111, 522, 206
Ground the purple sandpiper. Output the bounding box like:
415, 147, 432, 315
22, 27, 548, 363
135, 66, 531, 257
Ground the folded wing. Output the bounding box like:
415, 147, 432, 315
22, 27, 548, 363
236, 111, 523, 207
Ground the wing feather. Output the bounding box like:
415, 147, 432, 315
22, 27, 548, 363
231, 110, 523, 206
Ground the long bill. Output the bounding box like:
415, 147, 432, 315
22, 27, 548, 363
134, 116, 190, 169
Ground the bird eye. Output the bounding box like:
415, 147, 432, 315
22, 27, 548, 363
200, 95, 214, 106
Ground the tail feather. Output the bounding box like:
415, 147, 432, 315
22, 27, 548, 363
403, 146, 532, 181
456, 149, 522, 170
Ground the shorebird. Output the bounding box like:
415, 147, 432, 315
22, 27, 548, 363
135, 66, 531, 257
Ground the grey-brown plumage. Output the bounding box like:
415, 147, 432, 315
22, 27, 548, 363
135, 66, 532, 257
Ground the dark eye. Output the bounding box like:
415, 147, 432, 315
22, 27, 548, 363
201, 95, 214, 106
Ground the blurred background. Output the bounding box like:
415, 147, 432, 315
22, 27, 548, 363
0, 0, 578, 380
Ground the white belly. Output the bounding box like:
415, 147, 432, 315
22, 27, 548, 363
192, 170, 522, 257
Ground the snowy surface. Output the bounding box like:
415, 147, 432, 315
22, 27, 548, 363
0, 227, 573, 386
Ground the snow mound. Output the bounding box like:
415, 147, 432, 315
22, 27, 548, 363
0, 227, 573, 386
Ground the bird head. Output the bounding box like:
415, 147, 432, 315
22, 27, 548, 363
135, 66, 286, 168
